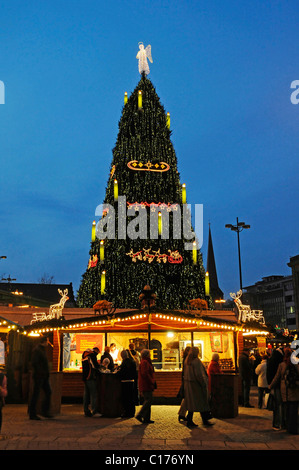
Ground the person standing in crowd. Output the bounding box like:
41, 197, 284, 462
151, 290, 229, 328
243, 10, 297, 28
100, 346, 115, 372
269, 346, 299, 434
255, 354, 269, 409
207, 353, 222, 393
183, 346, 213, 428
253, 351, 262, 386
28, 335, 52, 420
82, 347, 100, 417
178, 346, 190, 422
266, 346, 285, 430
100, 358, 111, 373
135, 349, 156, 424
0, 366, 8, 436
127, 343, 140, 405
238, 348, 254, 407
116, 350, 137, 418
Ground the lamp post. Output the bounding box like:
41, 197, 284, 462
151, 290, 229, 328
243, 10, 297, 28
225, 218, 250, 292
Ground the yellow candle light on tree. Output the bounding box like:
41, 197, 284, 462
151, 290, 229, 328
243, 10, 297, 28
91, 220, 96, 242
124, 92, 128, 105
138, 90, 142, 109
114, 179, 118, 201
182, 184, 186, 204
192, 241, 197, 265
101, 271, 106, 295
100, 240, 104, 262
205, 272, 210, 296
158, 211, 162, 235
166, 112, 170, 129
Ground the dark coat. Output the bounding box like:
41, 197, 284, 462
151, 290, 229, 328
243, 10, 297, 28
138, 356, 155, 393
266, 348, 284, 385
82, 351, 100, 381
116, 358, 137, 381
238, 351, 252, 382
31, 344, 49, 380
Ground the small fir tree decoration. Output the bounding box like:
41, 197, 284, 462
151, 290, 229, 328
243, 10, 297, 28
77, 68, 209, 310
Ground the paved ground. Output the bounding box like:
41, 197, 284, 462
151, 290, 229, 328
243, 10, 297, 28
0, 388, 298, 456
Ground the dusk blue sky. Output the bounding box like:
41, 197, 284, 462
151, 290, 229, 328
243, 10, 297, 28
0, 1, 298, 300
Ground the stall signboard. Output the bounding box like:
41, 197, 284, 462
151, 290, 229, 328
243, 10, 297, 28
76, 334, 103, 354
256, 336, 267, 354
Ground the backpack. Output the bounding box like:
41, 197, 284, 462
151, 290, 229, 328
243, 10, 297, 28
284, 363, 299, 389
82, 350, 97, 380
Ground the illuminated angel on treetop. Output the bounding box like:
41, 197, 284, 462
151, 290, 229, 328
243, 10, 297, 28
136, 42, 153, 75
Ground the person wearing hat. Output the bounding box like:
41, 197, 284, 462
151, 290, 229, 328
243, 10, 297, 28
28, 335, 52, 420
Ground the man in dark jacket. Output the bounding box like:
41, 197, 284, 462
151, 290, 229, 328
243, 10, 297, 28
266, 347, 285, 430
116, 350, 137, 418
238, 348, 254, 407
28, 335, 52, 420
82, 347, 100, 417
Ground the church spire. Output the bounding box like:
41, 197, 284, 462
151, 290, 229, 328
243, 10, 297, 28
207, 224, 223, 301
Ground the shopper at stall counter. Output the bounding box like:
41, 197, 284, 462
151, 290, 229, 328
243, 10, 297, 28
116, 350, 137, 418
100, 358, 111, 373
135, 349, 156, 424
183, 346, 214, 428
28, 335, 52, 420
238, 348, 254, 407
207, 353, 222, 392
82, 347, 100, 417
100, 346, 115, 372
269, 346, 299, 434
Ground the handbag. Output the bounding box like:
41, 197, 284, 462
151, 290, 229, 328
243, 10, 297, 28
266, 391, 274, 411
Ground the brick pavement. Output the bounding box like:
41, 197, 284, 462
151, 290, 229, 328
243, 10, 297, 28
1, 394, 299, 453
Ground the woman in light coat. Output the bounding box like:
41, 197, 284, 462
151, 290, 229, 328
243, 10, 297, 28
255, 354, 269, 409
269, 347, 299, 434
183, 347, 213, 427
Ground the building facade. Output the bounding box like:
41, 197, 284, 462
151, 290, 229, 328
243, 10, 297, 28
243, 275, 296, 330
288, 255, 299, 330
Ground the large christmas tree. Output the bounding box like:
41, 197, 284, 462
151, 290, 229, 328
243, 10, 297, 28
77, 68, 208, 310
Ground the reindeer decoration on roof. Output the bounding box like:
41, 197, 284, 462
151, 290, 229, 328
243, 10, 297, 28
48, 289, 69, 319
230, 290, 265, 324
31, 289, 69, 324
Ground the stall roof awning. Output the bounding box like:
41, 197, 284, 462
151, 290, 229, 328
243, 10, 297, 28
0, 306, 270, 336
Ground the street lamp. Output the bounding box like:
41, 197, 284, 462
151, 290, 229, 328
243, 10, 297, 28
225, 218, 250, 292
0, 256, 7, 259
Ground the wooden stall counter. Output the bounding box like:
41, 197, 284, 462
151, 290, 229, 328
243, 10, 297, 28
29, 372, 63, 416
97, 372, 122, 417
210, 373, 239, 418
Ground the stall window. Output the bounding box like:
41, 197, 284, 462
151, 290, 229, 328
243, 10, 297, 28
148, 332, 192, 370
193, 331, 235, 371
107, 332, 148, 367
63, 332, 104, 371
